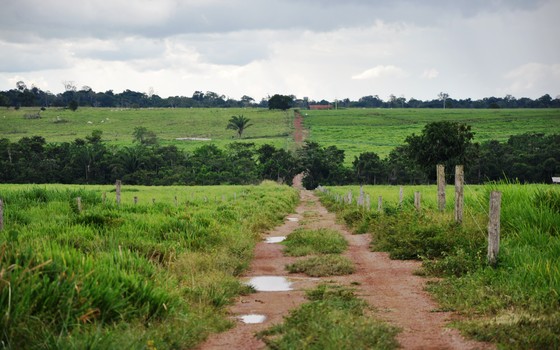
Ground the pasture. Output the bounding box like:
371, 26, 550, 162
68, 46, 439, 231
0, 107, 294, 152
302, 108, 560, 163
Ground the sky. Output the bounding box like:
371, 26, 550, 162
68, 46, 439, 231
1, 0, 559, 102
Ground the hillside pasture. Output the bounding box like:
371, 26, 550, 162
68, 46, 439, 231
302, 108, 560, 163
0, 107, 295, 152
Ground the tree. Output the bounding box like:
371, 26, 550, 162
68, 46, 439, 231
68, 100, 79, 111
438, 92, 449, 109
268, 94, 293, 110
297, 141, 351, 189
405, 121, 474, 180
132, 127, 158, 145
226, 115, 253, 138
353, 151, 384, 184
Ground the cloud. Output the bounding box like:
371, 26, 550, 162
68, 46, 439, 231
505, 63, 560, 95
421, 68, 439, 79
352, 65, 407, 80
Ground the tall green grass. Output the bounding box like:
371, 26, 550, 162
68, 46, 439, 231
0, 182, 299, 349
318, 183, 560, 348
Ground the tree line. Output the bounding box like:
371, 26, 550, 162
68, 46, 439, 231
1, 123, 557, 188
1, 81, 559, 110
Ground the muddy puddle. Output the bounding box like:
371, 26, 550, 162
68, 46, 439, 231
265, 236, 286, 243
238, 314, 266, 324
246, 276, 293, 291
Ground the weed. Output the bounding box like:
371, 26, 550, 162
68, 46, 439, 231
283, 228, 348, 256
287, 255, 355, 277
257, 284, 400, 349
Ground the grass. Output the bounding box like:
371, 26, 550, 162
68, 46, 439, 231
286, 255, 355, 277
257, 283, 400, 350
317, 183, 560, 348
302, 108, 560, 163
0, 182, 299, 349
282, 228, 348, 256
0, 107, 295, 152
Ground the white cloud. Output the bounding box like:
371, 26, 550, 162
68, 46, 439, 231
505, 63, 560, 95
421, 68, 439, 80
352, 65, 407, 80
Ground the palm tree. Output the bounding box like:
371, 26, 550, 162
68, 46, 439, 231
226, 115, 253, 138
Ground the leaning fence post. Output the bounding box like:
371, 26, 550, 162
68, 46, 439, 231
115, 180, 122, 206
455, 165, 464, 223
0, 199, 4, 231
487, 191, 502, 267
437, 164, 446, 211
414, 191, 421, 211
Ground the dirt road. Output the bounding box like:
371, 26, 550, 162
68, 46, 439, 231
197, 186, 493, 349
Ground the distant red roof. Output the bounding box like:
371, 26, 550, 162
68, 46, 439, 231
308, 104, 332, 110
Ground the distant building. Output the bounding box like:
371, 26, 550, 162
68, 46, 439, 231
308, 104, 333, 110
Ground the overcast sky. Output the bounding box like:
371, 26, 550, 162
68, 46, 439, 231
1, 0, 558, 101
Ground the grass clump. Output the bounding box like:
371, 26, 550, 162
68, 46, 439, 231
287, 255, 355, 277
257, 284, 399, 350
283, 228, 348, 256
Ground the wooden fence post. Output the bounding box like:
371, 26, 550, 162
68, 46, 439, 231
455, 165, 464, 223
102, 192, 107, 206
134, 196, 138, 205
175, 196, 178, 207
115, 180, 121, 206
437, 164, 446, 211
378, 196, 383, 212
488, 191, 502, 267
0, 199, 4, 231
76, 197, 82, 213
399, 187, 404, 207
414, 192, 421, 211
365, 194, 371, 211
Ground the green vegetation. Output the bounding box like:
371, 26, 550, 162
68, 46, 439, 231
257, 284, 399, 350
318, 183, 560, 349
286, 255, 355, 277
0, 107, 294, 152
282, 228, 348, 256
0, 182, 299, 349
303, 108, 560, 162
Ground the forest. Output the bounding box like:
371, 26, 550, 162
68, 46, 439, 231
1, 122, 557, 188
1, 81, 559, 110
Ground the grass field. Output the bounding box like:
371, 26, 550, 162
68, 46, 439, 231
318, 183, 560, 348
0, 107, 295, 152
301, 108, 560, 163
0, 182, 299, 349
2, 107, 558, 165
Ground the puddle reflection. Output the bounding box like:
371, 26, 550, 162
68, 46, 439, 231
247, 276, 293, 291
265, 236, 286, 243
239, 314, 266, 324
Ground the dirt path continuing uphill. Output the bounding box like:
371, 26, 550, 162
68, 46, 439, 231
293, 110, 306, 145
197, 187, 493, 350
